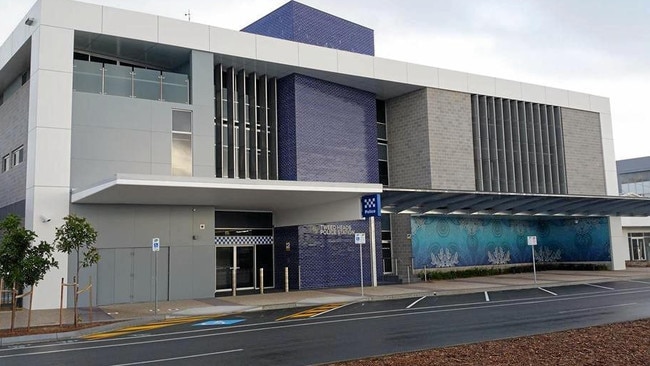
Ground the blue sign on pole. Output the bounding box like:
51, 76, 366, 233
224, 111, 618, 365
361, 194, 381, 218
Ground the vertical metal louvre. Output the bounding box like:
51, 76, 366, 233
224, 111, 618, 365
214, 64, 223, 177
472, 95, 567, 194
471, 95, 483, 190
215, 65, 279, 180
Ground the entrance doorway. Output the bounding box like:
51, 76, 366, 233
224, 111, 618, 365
629, 236, 647, 261
215, 245, 274, 293
214, 210, 274, 295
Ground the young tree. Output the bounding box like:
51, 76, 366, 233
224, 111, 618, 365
54, 214, 99, 326
54, 214, 99, 283
0, 214, 58, 331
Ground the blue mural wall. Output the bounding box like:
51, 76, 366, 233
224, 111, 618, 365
411, 216, 611, 268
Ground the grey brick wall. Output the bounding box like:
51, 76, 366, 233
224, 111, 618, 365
386, 87, 474, 190
390, 213, 414, 280
427, 88, 475, 190
386, 89, 432, 188
562, 108, 606, 195
0, 82, 28, 210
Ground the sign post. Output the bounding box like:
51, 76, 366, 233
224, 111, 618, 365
152, 238, 160, 316
355, 233, 366, 296
361, 194, 381, 288
527, 235, 537, 285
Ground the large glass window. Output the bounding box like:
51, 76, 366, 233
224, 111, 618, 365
172, 110, 192, 176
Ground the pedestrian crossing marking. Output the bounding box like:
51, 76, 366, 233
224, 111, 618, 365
82, 314, 224, 340
276, 303, 345, 321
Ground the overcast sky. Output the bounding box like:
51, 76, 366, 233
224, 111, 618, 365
2, 0, 648, 160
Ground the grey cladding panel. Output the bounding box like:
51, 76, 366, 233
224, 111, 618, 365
562, 108, 606, 195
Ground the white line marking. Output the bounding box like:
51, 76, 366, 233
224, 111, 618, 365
110, 349, 243, 365
484, 291, 490, 302
311, 303, 350, 318
628, 280, 650, 286
585, 283, 615, 290
5, 286, 650, 357
558, 303, 636, 314
538, 287, 557, 296
406, 296, 426, 309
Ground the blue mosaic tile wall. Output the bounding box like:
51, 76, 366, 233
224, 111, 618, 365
277, 73, 378, 183
274, 220, 382, 289
277, 76, 297, 180
411, 216, 611, 269
274, 226, 300, 289
242, 1, 375, 56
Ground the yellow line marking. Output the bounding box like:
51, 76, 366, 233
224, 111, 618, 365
82, 314, 227, 340
276, 303, 345, 321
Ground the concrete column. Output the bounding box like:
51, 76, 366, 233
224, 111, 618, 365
609, 216, 627, 270
25, 25, 74, 309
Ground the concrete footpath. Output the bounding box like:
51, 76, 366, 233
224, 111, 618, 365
2, 268, 650, 345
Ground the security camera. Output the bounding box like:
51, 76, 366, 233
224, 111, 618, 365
40, 215, 52, 223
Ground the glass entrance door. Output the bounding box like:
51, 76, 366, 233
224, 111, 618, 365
630, 237, 646, 261
215, 246, 255, 293
216, 247, 234, 291
236, 246, 254, 289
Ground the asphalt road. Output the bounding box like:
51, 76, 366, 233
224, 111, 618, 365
3, 279, 650, 365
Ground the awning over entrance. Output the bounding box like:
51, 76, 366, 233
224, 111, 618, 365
381, 188, 650, 217
71, 174, 383, 227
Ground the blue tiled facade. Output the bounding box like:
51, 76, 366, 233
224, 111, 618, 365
260, 1, 380, 290
277, 74, 379, 183
274, 221, 381, 289
242, 1, 374, 56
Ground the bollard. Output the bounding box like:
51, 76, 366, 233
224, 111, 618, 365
407, 266, 411, 283
260, 268, 264, 294
232, 267, 237, 297
424, 265, 427, 282
285, 267, 289, 292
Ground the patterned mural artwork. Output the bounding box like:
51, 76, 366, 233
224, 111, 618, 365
411, 216, 611, 269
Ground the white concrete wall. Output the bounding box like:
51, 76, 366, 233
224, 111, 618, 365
25, 23, 74, 309
609, 217, 627, 270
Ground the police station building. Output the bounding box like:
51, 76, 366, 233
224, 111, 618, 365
2, 0, 649, 309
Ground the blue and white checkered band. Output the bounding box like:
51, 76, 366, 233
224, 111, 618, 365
363, 197, 376, 209
214, 236, 273, 245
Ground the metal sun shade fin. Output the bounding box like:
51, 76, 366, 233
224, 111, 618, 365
471, 95, 484, 191
237, 69, 248, 178
268, 78, 278, 180
248, 72, 258, 179
226, 67, 236, 178
215, 64, 223, 177
258, 75, 269, 180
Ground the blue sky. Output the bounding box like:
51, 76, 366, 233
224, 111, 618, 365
2, 0, 648, 159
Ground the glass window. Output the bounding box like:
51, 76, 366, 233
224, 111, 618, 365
12, 146, 24, 166
172, 110, 192, 133
379, 161, 389, 186
1, 154, 9, 172
172, 110, 192, 176
377, 123, 387, 140
378, 143, 388, 161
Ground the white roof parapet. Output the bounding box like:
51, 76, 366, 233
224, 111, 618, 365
0, 0, 610, 113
